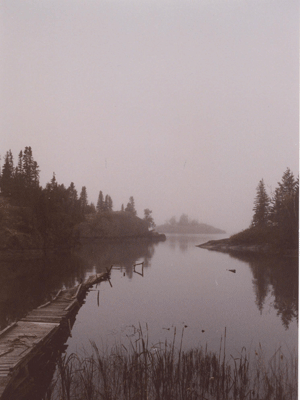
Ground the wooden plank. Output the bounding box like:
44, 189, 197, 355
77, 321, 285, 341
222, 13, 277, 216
2, 326, 59, 371
30, 306, 70, 312
21, 318, 62, 324
0, 323, 18, 338
37, 301, 52, 309
52, 289, 62, 301
24, 313, 67, 319
64, 298, 79, 311
72, 283, 82, 299
28, 307, 68, 312
26, 311, 67, 317
0, 272, 111, 399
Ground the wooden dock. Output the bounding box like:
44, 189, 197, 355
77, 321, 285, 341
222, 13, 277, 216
0, 269, 112, 400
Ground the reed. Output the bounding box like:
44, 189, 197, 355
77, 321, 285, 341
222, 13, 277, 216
44, 326, 297, 400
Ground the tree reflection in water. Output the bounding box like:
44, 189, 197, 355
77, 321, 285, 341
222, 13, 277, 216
0, 239, 159, 330
228, 252, 298, 329
0, 253, 86, 330
167, 234, 208, 252
74, 238, 157, 279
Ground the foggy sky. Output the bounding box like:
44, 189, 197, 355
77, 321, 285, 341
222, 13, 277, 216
1, 0, 298, 234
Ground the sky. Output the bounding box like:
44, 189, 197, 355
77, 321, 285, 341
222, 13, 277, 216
0, 0, 299, 234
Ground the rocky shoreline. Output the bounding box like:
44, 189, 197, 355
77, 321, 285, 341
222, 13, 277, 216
197, 238, 297, 257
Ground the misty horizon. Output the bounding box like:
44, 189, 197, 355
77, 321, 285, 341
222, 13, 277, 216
1, 0, 298, 235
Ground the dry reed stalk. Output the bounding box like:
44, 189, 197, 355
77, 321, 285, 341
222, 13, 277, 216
43, 325, 298, 400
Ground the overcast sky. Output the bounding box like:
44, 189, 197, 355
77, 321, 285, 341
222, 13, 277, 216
0, 0, 298, 234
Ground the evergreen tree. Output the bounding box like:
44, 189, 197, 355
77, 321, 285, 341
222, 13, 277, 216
125, 196, 137, 216
32, 161, 40, 187
79, 186, 88, 214
15, 150, 23, 178
108, 195, 113, 211
22, 146, 39, 188
104, 194, 113, 211
67, 182, 81, 218
269, 168, 298, 247
97, 190, 104, 213
51, 173, 57, 188
179, 213, 189, 225
251, 179, 270, 227
0, 150, 14, 196
68, 182, 78, 205
143, 208, 155, 229
86, 202, 96, 214
270, 168, 297, 228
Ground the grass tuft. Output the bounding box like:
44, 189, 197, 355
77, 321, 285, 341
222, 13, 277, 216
44, 326, 298, 400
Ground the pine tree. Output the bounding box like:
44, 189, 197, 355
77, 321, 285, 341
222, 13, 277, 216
16, 150, 23, 177
68, 182, 78, 205
50, 173, 57, 190
107, 195, 113, 211
0, 150, 14, 196
79, 186, 88, 214
269, 168, 298, 247
125, 196, 137, 216
21, 147, 40, 188
97, 191, 104, 213
104, 194, 113, 211
270, 168, 297, 227
252, 179, 270, 227
143, 208, 155, 229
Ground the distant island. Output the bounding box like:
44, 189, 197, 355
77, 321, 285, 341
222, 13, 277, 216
156, 214, 226, 234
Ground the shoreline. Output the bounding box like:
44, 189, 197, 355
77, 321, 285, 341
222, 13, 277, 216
197, 238, 298, 257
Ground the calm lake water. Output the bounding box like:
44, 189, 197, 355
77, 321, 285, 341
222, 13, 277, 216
0, 232, 297, 397
63, 234, 298, 361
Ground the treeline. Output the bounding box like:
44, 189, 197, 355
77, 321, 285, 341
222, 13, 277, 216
157, 214, 225, 234
0, 147, 155, 249
232, 168, 299, 250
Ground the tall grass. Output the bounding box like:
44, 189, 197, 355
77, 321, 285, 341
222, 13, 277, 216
44, 325, 297, 400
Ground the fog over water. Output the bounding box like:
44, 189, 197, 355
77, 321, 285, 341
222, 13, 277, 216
1, 0, 298, 234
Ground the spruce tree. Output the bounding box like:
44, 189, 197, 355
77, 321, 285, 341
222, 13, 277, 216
21, 147, 40, 190
79, 186, 88, 214
143, 208, 155, 229
0, 150, 14, 196
68, 182, 78, 205
104, 194, 113, 211
269, 168, 298, 247
125, 196, 137, 216
252, 179, 270, 227
107, 195, 113, 211
97, 190, 104, 213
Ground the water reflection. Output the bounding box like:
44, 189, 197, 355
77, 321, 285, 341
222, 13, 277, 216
167, 234, 224, 252
75, 238, 158, 279
0, 239, 159, 330
228, 252, 298, 329
0, 253, 85, 330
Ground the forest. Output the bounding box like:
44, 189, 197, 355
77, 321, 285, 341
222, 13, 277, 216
231, 168, 299, 251
0, 147, 155, 251
1, 148, 298, 252
157, 214, 226, 234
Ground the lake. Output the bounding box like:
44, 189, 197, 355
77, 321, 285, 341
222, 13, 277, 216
64, 233, 298, 362
0, 232, 297, 399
